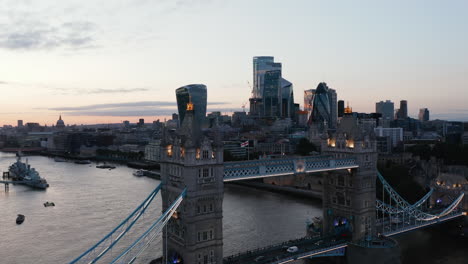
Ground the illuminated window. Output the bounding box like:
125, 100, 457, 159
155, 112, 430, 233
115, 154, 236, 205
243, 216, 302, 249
167, 145, 173, 157
196, 148, 201, 159
346, 140, 354, 148
180, 147, 185, 158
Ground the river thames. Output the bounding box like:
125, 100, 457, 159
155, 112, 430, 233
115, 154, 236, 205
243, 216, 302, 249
0, 153, 465, 263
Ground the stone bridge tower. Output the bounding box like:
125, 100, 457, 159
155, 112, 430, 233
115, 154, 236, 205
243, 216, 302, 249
160, 99, 224, 264
321, 115, 378, 242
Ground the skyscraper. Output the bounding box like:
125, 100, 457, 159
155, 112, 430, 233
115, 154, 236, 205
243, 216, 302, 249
309, 83, 331, 129
338, 100, 345, 117
328, 88, 337, 128
281, 78, 295, 118
17, 120, 23, 127
396, 100, 408, 119
304, 89, 316, 119
176, 84, 207, 125
307, 83, 337, 129
418, 108, 429, 122
249, 56, 294, 119
375, 100, 394, 121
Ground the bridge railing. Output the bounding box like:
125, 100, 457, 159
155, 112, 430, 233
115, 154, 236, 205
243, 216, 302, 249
224, 157, 358, 181
223, 235, 348, 264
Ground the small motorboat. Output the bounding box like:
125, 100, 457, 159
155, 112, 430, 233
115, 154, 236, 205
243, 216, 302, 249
133, 170, 145, 177
54, 157, 67, 162
44, 201, 55, 207
75, 160, 91, 165
16, 214, 25, 224
96, 164, 116, 169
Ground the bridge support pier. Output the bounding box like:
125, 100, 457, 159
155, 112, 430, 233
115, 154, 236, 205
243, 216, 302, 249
346, 237, 401, 264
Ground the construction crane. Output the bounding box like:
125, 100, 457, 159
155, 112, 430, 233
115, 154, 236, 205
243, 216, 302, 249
241, 102, 247, 112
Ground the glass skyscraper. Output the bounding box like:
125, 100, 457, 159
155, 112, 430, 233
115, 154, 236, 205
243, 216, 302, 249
250, 56, 289, 118
176, 84, 207, 126
309, 83, 331, 129
376, 100, 395, 121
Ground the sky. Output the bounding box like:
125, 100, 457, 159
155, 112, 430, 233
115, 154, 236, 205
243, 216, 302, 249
0, 0, 467, 126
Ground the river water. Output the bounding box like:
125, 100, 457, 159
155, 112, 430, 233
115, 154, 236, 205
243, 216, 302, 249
0, 153, 465, 263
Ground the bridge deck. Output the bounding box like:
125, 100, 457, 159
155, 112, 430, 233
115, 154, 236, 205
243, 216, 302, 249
224, 156, 358, 182
223, 236, 349, 264
224, 212, 464, 264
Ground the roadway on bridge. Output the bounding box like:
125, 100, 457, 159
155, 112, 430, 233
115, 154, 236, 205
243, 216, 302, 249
223, 235, 348, 264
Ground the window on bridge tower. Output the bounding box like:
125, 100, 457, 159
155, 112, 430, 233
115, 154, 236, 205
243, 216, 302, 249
338, 175, 345, 186
203, 150, 209, 159
336, 192, 345, 205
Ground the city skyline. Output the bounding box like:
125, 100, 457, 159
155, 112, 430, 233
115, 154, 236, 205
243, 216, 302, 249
1, 0, 468, 125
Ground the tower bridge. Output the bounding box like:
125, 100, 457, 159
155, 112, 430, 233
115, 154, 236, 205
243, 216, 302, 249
70, 103, 466, 264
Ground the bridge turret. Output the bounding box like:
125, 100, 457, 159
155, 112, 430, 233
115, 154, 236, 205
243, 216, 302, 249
322, 115, 378, 242
160, 98, 224, 264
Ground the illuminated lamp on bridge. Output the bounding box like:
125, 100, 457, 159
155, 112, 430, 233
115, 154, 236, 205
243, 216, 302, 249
172, 211, 179, 219
328, 138, 336, 147
196, 148, 201, 159
167, 145, 173, 157
169, 252, 183, 264
346, 139, 354, 148
333, 217, 352, 238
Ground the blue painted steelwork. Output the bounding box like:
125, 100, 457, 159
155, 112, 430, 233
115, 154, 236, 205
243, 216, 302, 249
308, 247, 345, 258
70, 183, 163, 264
223, 156, 358, 181
384, 212, 464, 237
110, 188, 187, 264
222, 170, 465, 263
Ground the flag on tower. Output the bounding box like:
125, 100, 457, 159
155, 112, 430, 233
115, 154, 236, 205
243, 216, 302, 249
240, 141, 249, 147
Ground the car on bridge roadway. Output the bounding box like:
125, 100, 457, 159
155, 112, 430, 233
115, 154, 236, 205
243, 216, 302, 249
286, 246, 299, 253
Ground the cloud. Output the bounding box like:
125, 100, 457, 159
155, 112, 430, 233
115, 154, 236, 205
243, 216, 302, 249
86, 88, 149, 94
0, 15, 97, 50
49, 101, 177, 111
47, 100, 235, 117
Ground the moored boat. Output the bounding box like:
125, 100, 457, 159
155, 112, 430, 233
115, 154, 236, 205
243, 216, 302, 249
44, 201, 55, 207
96, 164, 116, 169
133, 170, 145, 177
74, 160, 91, 165
8, 154, 49, 189
16, 214, 25, 224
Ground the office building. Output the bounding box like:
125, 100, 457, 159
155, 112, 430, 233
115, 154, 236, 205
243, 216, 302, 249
281, 78, 295, 118
309, 82, 337, 129
338, 100, 345, 118
374, 127, 403, 148
396, 100, 408, 119
176, 84, 207, 125
418, 108, 429, 122
328, 88, 337, 128
17, 120, 23, 127
304, 89, 315, 118
249, 56, 294, 119
376, 100, 394, 121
